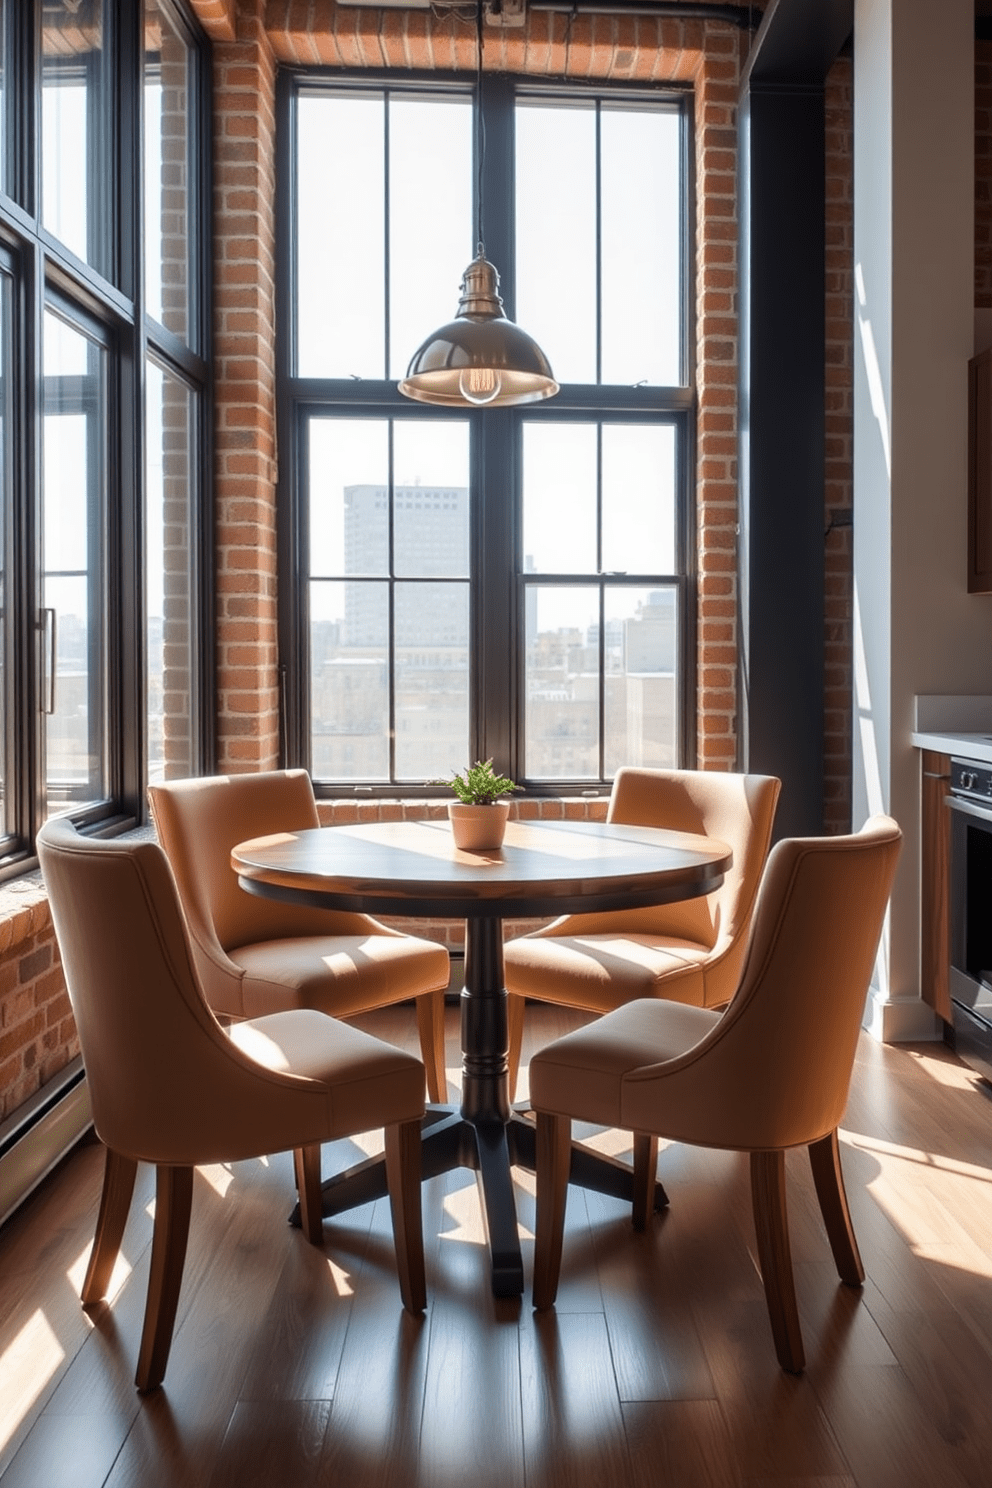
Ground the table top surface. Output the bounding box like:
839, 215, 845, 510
231, 817, 733, 919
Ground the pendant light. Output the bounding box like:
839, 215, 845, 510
398, 2, 558, 409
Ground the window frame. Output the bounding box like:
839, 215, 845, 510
0, 0, 212, 880
277, 67, 696, 797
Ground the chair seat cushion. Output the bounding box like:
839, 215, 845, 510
529, 998, 720, 1128
504, 933, 710, 1012
229, 1009, 426, 1138
229, 933, 449, 1019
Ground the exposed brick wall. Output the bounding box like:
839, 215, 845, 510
977, 39, 992, 309
694, 26, 740, 769
212, 0, 281, 771
0, 895, 74, 1125
265, 2, 708, 79
190, 0, 237, 43
824, 55, 854, 834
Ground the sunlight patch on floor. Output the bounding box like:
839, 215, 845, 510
847, 1129, 992, 1276
0, 1309, 65, 1451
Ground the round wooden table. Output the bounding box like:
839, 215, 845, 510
232, 817, 732, 1297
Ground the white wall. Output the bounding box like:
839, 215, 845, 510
853, 0, 992, 1038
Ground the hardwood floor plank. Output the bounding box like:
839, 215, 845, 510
417, 1174, 525, 1488
858, 1291, 992, 1488
811, 1363, 973, 1488
236, 1142, 379, 1402
207, 1401, 330, 1488
691, 1295, 851, 1480
623, 1400, 742, 1488
317, 1187, 436, 1488
520, 1311, 632, 1488
584, 1184, 719, 1402
0, 1413, 126, 1488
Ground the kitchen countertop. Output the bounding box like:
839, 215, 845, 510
912, 697, 992, 763
911, 729, 992, 764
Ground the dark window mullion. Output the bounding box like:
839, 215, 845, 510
596, 422, 604, 780
383, 93, 391, 382
595, 100, 602, 387
387, 417, 396, 780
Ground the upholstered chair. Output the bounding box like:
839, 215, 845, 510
504, 767, 781, 1096
38, 818, 428, 1392
148, 771, 450, 1103
528, 815, 902, 1373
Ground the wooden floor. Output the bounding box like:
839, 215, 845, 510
2, 1004, 992, 1488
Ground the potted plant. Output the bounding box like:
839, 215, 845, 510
435, 759, 520, 851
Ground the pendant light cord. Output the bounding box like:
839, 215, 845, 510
476, 0, 486, 258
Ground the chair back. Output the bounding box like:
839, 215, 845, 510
624, 815, 902, 1150
588, 768, 780, 957
36, 818, 320, 1164
148, 771, 370, 1017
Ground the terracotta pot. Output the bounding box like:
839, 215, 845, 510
447, 801, 510, 851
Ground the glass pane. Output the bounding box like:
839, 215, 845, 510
516, 104, 597, 384
393, 422, 470, 578
298, 95, 385, 378
41, 0, 110, 275
604, 586, 678, 777
0, 275, 7, 837
310, 579, 389, 781
525, 586, 599, 779
522, 423, 596, 574
389, 97, 472, 382
309, 419, 389, 577
395, 581, 469, 780
600, 108, 681, 386
144, 0, 192, 341
43, 312, 105, 817
601, 424, 676, 575
146, 360, 196, 782
0, 1, 5, 198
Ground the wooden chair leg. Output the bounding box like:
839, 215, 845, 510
294, 1144, 324, 1246
533, 1111, 571, 1311
631, 1134, 658, 1232
808, 1128, 865, 1287
384, 1118, 426, 1314
750, 1150, 805, 1374
416, 989, 448, 1105
82, 1147, 138, 1305
506, 992, 526, 1102
136, 1165, 194, 1393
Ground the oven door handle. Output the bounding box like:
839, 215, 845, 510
946, 793, 992, 826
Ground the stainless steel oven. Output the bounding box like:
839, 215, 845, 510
948, 757, 992, 1080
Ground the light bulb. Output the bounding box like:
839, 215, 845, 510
459, 365, 502, 405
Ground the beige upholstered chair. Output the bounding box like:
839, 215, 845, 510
38, 818, 428, 1392
504, 767, 781, 1096
529, 815, 902, 1373
148, 771, 450, 1103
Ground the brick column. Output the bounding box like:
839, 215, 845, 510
692, 28, 740, 769
212, 0, 280, 770
824, 55, 854, 833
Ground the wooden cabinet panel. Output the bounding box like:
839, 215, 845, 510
920, 750, 951, 1021
969, 349, 992, 594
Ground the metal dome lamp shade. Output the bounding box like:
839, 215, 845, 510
399, 251, 558, 407
398, 2, 558, 410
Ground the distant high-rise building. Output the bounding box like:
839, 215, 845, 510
343, 484, 469, 648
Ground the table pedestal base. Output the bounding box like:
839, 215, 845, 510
292, 1104, 669, 1298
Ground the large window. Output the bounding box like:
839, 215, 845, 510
0, 0, 210, 873
281, 75, 691, 792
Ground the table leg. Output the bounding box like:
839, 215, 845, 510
296, 913, 663, 1295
